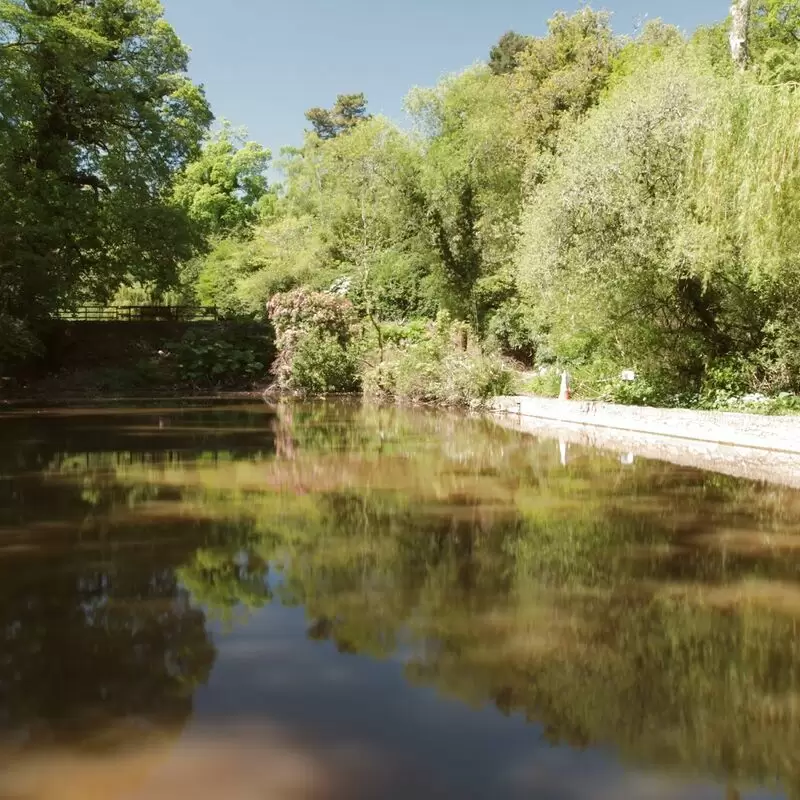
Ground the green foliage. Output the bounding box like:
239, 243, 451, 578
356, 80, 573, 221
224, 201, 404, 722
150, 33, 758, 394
179, 8, 628, 388
521, 368, 562, 399
691, 79, 800, 285
517, 55, 728, 395
72, 359, 174, 394
173, 123, 273, 239
0, 313, 40, 373
363, 313, 515, 406
406, 66, 525, 321
109, 281, 183, 309
749, 0, 800, 81
0, 0, 212, 320
187, 215, 332, 317
511, 8, 619, 155
689, 22, 737, 75
267, 289, 359, 393
488, 30, 531, 75
476, 272, 539, 363
190, 115, 436, 325
704, 392, 800, 415
168, 325, 272, 390
288, 329, 361, 394
508, 6, 800, 404
304, 93, 371, 140
10, 1, 800, 406
599, 375, 671, 407
606, 19, 684, 94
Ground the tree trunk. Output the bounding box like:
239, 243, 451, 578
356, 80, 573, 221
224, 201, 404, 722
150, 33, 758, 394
729, 0, 751, 71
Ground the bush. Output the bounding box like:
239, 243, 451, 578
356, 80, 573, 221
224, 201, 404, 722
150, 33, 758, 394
600, 376, 671, 407
287, 329, 360, 394
523, 361, 679, 407
0, 314, 41, 374
169, 325, 272, 390
721, 394, 800, 416
522, 369, 562, 398
363, 313, 515, 406
484, 299, 539, 366
267, 288, 359, 394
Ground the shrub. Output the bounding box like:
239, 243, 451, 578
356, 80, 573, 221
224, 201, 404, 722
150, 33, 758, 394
287, 329, 360, 394
484, 299, 539, 365
522, 369, 563, 398
363, 313, 514, 406
169, 324, 272, 390
267, 289, 359, 393
0, 314, 41, 374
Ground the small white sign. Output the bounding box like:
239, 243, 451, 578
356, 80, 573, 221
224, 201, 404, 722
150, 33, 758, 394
620, 370, 636, 382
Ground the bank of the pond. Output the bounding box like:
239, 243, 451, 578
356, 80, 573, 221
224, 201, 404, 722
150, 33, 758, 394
492, 395, 800, 487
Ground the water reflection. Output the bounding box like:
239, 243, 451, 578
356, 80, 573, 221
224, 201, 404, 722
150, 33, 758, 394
0, 400, 798, 798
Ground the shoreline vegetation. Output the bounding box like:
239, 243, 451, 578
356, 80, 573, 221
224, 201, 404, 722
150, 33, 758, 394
3, 2, 800, 415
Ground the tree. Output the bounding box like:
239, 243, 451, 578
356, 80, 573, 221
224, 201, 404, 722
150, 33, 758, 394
488, 30, 531, 75
304, 92, 371, 139
515, 56, 729, 391
310, 116, 431, 323
606, 19, 684, 93
730, 0, 752, 69
749, 0, 800, 81
750, 0, 800, 51
406, 67, 525, 325
511, 8, 618, 154
173, 123, 273, 239
0, 0, 212, 320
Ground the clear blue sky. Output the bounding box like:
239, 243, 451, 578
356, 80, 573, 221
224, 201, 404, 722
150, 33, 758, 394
161, 0, 729, 158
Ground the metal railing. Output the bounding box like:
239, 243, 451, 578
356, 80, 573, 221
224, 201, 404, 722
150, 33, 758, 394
57, 305, 219, 322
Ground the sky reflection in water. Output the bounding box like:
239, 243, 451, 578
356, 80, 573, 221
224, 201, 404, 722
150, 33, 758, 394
0, 400, 796, 799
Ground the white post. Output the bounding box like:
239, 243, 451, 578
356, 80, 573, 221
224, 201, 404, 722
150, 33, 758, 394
559, 371, 571, 401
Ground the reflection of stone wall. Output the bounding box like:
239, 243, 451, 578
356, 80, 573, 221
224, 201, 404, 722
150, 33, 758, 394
491, 396, 800, 487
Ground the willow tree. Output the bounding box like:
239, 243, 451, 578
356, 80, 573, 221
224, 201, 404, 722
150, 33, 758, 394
690, 79, 800, 390
515, 56, 728, 391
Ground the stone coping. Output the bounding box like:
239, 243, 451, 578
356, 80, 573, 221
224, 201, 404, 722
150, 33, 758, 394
490, 396, 800, 488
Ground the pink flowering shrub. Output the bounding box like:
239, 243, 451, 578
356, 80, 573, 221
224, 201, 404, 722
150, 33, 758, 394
267, 289, 360, 393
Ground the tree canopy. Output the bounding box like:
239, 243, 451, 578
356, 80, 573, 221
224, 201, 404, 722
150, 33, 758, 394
173, 123, 273, 239
304, 92, 371, 139
0, 0, 212, 321
6, 1, 800, 403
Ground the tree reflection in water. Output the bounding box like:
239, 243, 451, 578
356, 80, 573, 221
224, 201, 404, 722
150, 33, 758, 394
1, 400, 800, 798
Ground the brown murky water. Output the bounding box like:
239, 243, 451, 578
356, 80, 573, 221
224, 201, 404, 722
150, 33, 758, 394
1, 399, 798, 799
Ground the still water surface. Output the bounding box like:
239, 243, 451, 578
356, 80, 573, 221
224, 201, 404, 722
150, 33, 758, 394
1, 400, 799, 799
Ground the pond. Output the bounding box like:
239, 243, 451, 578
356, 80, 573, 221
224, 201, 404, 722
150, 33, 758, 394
0, 400, 798, 800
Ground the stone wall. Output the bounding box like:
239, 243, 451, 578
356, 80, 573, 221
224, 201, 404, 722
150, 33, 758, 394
491, 396, 800, 454
491, 412, 800, 489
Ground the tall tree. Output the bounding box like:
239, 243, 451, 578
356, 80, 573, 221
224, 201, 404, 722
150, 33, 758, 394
511, 8, 618, 155
173, 123, 272, 239
406, 67, 525, 323
0, 0, 212, 319
730, 0, 752, 68
305, 93, 370, 140
488, 30, 531, 75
